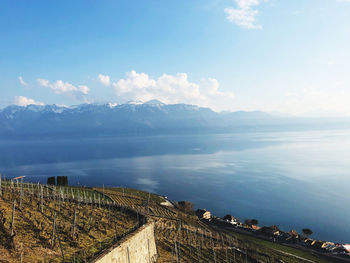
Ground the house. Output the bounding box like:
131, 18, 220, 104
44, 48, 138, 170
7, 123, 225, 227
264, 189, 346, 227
251, 225, 261, 231
196, 209, 211, 220
223, 214, 239, 225
259, 225, 281, 236
343, 244, 350, 253
276, 230, 299, 243
323, 244, 337, 251
283, 230, 299, 242
332, 245, 349, 254
322, 242, 335, 249
287, 230, 299, 238
311, 240, 325, 250
304, 239, 314, 246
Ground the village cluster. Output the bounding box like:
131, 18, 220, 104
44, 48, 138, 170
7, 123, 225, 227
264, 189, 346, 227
195, 208, 350, 260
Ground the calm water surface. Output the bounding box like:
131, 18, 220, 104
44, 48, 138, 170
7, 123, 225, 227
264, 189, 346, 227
1, 130, 349, 243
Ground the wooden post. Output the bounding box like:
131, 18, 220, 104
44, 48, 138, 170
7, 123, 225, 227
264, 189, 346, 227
147, 192, 150, 214
201, 231, 204, 248
115, 221, 118, 238
174, 240, 179, 263
0, 173, 2, 196
72, 208, 77, 239
40, 185, 43, 213
77, 190, 80, 206
229, 237, 232, 263
11, 199, 16, 236
19, 179, 23, 209
177, 221, 182, 263
127, 247, 130, 263
51, 212, 56, 247
171, 245, 174, 263
58, 191, 61, 211
146, 238, 150, 263
211, 232, 215, 261
83, 190, 86, 204
224, 235, 228, 262
56, 228, 65, 262
233, 239, 236, 263
197, 242, 200, 263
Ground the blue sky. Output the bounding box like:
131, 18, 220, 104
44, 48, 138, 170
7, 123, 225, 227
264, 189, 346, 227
1, 0, 350, 115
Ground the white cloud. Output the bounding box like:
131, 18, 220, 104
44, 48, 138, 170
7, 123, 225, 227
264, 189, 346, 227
235, 0, 260, 9
112, 70, 234, 111
78, 85, 89, 94
18, 76, 28, 86
37, 79, 89, 102
225, 0, 265, 29
14, 96, 44, 107
98, 74, 111, 86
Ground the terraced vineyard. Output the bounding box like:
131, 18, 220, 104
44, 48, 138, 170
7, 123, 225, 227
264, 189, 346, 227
1, 182, 339, 263
102, 188, 206, 228
154, 220, 325, 263
0, 180, 138, 263
103, 188, 337, 263
103, 188, 175, 217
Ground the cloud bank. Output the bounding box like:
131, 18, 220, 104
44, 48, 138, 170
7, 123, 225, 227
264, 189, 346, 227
225, 0, 264, 29
100, 71, 234, 111
37, 79, 89, 102
14, 96, 44, 107
98, 74, 111, 86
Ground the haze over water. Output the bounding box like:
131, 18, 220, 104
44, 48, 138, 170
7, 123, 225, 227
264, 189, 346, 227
1, 129, 349, 243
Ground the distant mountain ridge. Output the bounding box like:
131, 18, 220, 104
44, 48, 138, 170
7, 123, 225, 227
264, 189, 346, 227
1, 101, 349, 139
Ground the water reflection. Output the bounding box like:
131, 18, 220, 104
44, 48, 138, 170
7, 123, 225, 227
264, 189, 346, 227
0, 130, 350, 243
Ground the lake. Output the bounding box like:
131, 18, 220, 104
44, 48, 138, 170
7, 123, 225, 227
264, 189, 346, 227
0, 129, 349, 243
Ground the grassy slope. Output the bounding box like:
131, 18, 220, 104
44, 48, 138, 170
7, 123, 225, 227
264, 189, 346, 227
0, 185, 340, 263
104, 187, 338, 263
227, 230, 335, 263
0, 183, 137, 263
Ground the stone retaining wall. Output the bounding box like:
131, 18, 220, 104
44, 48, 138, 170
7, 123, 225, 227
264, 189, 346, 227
91, 222, 157, 263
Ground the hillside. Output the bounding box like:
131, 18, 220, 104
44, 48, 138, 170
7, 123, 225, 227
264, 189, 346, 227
100, 188, 340, 263
0, 181, 344, 263
0, 181, 138, 262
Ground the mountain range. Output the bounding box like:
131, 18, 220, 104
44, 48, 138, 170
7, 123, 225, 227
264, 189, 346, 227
1, 100, 349, 139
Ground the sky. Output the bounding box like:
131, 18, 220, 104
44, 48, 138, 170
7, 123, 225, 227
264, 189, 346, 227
1, 0, 350, 116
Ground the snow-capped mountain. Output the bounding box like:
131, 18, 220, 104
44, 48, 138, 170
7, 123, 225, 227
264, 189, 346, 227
0, 101, 348, 139
0, 101, 220, 138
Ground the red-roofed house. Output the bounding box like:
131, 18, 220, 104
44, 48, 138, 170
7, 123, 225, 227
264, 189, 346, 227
343, 244, 350, 253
